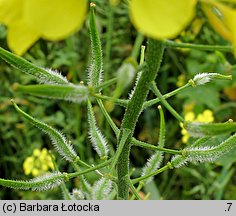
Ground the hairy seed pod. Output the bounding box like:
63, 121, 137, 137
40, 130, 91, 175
0, 47, 68, 84
11, 100, 78, 162
0, 172, 65, 191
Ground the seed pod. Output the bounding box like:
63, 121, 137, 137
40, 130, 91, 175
191, 72, 231, 86
0, 47, 68, 84
185, 121, 236, 137
15, 84, 89, 103
88, 3, 103, 88
141, 106, 165, 183
87, 100, 109, 158
11, 100, 78, 162
171, 134, 236, 168
0, 172, 65, 191
91, 177, 112, 200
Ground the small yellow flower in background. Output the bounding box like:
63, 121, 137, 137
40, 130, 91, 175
180, 109, 214, 143
23, 148, 54, 177
0, 0, 87, 55
196, 110, 214, 122
176, 74, 186, 87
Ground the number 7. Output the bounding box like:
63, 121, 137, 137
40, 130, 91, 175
227, 203, 232, 211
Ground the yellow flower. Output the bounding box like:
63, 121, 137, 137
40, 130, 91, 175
185, 111, 195, 121
23, 147, 54, 177
180, 109, 214, 143
196, 109, 214, 123
130, 0, 236, 54
129, 0, 197, 39
33, 148, 41, 157
0, 0, 87, 55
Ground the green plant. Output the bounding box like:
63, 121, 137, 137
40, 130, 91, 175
0, 3, 236, 200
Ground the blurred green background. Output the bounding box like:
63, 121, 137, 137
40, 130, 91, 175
0, 0, 236, 199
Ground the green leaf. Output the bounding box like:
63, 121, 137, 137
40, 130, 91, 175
14, 84, 89, 103
0, 46, 68, 84
185, 121, 236, 137
11, 100, 78, 162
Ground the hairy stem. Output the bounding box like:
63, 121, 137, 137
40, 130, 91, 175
164, 40, 233, 52
117, 39, 164, 199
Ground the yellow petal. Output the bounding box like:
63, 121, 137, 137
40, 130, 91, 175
0, 0, 21, 25
23, 0, 87, 40
129, 0, 197, 39
202, 3, 233, 42
7, 19, 40, 55
209, 1, 236, 55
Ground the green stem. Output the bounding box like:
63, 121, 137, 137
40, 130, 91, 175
150, 82, 185, 122
143, 83, 190, 109
157, 105, 165, 147
129, 180, 142, 200
164, 40, 233, 52
97, 99, 119, 137
95, 78, 117, 92
68, 160, 111, 179
131, 164, 171, 185
71, 163, 92, 194
117, 39, 164, 199
49, 151, 71, 200
77, 158, 92, 169
130, 182, 144, 200
93, 82, 190, 109
60, 183, 72, 200
131, 33, 145, 60
92, 93, 128, 107
109, 129, 131, 172
131, 139, 182, 155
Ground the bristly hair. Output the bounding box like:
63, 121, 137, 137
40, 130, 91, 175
0, 172, 65, 191
141, 152, 163, 183
91, 177, 112, 200
41, 68, 69, 84
87, 101, 109, 158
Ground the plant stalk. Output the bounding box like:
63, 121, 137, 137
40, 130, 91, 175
117, 39, 164, 199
